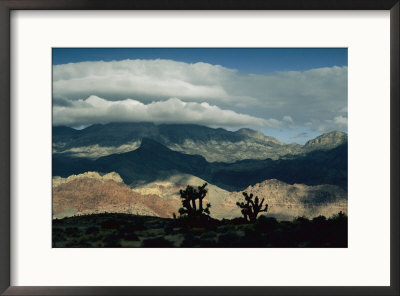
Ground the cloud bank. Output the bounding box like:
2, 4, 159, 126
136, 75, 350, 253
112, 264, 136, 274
53, 96, 281, 128
53, 59, 347, 132
53, 60, 233, 103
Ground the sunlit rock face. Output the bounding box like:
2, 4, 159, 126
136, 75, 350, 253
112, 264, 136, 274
52, 171, 124, 187
225, 179, 347, 220
304, 131, 347, 152
53, 172, 347, 221
52, 172, 178, 219
131, 175, 347, 221
132, 174, 231, 219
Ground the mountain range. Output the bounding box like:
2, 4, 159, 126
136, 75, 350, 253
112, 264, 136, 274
53, 123, 347, 190
53, 122, 347, 162
52, 122, 348, 221
53, 137, 347, 191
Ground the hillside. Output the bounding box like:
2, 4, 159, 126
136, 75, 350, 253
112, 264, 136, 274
53, 172, 347, 221
225, 179, 347, 220
53, 122, 347, 162
304, 131, 348, 152
53, 173, 178, 219
53, 138, 347, 191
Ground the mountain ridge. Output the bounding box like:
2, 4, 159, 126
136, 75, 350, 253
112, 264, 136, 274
304, 131, 347, 151
53, 137, 347, 191
52, 172, 347, 221
53, 122, 347, 162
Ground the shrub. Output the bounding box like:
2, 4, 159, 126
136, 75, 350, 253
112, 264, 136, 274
124, 233, 139, 241
65, 227, 80, 236
218, 232, 241, 246
178, 183, 211, 218
141, 237, 173, 247
255, 216, 279, 232
103, 233, 119, 244
236, 192, 268, 222
101, 219, 119, 230
181, 233, 202, 247
294, 217, 310, 224
228, 217, 248, 225
85, 226, 99, 235
312, 215, 327, 225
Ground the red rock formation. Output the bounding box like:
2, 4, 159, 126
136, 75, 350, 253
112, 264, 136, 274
53, 177, 177, 219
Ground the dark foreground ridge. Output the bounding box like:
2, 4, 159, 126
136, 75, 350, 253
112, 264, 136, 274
53, 212, 347, 248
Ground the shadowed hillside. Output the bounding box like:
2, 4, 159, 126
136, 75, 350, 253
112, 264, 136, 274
53, 138, 347, 191
210, 143, 348, 191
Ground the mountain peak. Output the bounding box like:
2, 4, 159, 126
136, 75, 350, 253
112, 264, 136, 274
53, 171, 123, 187
138, 138, 168, 150
235, 128, 282, 145
304, 131, 347, 151
236, 128, 264, 139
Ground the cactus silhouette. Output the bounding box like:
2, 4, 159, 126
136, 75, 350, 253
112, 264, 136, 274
236, 192, 268, 222
178, 183, 211, 217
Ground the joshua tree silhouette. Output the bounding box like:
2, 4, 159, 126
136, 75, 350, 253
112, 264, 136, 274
178, 183, 211, 217
236, 192, 268, 222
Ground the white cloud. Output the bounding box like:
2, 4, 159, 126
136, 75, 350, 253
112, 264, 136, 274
333, 115, 348, 125
53, 96, 281, 128
283, 115, 294, 123
53, 59, 347, 131
316, 115, 348, 132
53, 59, 233, 103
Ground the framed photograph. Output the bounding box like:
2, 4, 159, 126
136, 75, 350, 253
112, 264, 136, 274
51, 47, 349, 249
0, 1, 398, 295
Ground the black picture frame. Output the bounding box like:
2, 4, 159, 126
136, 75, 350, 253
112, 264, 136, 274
0, 1, 398, 295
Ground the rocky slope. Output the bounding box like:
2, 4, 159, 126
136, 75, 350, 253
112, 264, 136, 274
53, 138, 348, 191
132, 174, 231, 219
53, 172, 347, 221
53, 122, 347, 162
130, 174, 347, 220
133, 176, 347, 220
224, 179, 347, 220
53, 171, 123, 187
52, 172, 177, 219
304, 131, 348, 152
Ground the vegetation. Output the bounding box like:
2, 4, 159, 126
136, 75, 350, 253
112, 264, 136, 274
52, 211, 347, 248
177, 183, 211, 218
236, 192, 268, 222
52, 180, 347, 248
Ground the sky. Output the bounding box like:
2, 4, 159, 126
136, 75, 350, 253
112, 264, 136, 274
52, 48, 348, 144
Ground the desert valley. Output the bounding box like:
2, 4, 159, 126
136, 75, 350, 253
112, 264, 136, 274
52, 123, 348, 248
52, 48, 348, 248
